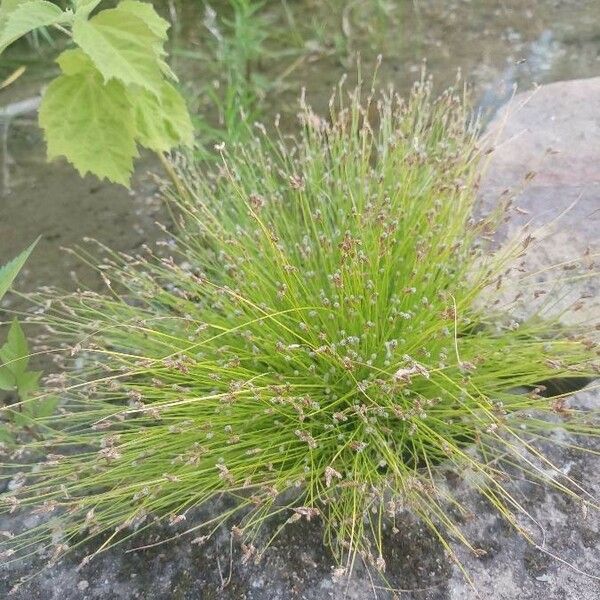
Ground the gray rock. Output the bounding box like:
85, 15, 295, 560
446, 394, 600, 600
3, 392, 599, 600
479, 77, 600, 325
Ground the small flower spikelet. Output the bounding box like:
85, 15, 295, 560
2, 82, 598, 571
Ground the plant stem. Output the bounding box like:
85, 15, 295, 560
157, 152, 190, 202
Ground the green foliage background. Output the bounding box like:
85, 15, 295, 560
0, 0, 194, 185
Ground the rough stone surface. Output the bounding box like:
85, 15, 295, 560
447, 388, 600, 600
2, 78, 600, 599
479, 77, 600, 325
2, 392, 599, 599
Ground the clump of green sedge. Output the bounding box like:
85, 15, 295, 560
1, 78, 598, 582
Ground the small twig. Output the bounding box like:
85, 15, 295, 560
0, 66, 26, 91
52, 23, 72, 37
216, 553, 225, 589
224, 532, 234, 589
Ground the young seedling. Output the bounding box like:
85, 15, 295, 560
0, 240, 56, 444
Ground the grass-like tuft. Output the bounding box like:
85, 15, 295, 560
1, 78, 598, 581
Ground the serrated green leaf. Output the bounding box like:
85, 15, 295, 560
0, 365, 15, 390
0, 238, 37, 302
0, 1, 70, 54
0, 318, 29, 379
16, 369, 41, 401
158, 58, 178, 82
0, 0, 22, 28
0, 425, 15, 445
73, 0, 102, 18
40, 49, 138, 186
73, 6, 164, 94
128, 80, 194, 152
118, 2, 176, 81
118, 1, 169, 41
33, 394, 59, 419
56, 46, 95, 75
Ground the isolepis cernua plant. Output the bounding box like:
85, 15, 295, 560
1, 79, 598, 584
